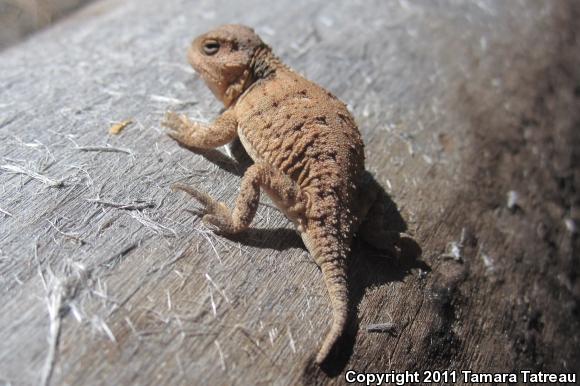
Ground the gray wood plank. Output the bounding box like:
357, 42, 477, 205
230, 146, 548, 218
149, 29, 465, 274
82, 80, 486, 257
1, 0, 579, 385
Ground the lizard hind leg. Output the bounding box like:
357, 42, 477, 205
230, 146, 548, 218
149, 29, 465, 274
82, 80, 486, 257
173, 162, 304, 234
171, 183, 234, 232
359, 220, 402, 257
357, 180, 403, 256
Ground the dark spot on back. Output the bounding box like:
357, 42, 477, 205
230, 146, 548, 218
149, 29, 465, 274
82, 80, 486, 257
337, 112, 352, 125
291, 123, 304, 131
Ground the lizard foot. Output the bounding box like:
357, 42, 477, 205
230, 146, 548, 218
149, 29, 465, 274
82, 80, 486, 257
172, 183, 233, 233
162, 111, 202, 145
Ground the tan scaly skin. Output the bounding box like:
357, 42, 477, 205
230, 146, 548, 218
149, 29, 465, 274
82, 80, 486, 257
163, 24, 396, 365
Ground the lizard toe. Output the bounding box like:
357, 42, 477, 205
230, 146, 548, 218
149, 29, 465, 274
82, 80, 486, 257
172, 183, 219, 210
202, 214, 231, 233
161, 111, 181, 128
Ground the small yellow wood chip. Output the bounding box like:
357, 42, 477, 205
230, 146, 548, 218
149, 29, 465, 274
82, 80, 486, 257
109, 119, 133, 135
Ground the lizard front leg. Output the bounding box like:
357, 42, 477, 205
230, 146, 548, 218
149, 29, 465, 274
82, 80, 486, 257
163, 109, 237, 149
173, 162, 305, 234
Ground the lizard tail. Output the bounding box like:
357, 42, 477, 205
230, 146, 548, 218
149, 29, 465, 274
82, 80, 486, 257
315, 254, 349, 365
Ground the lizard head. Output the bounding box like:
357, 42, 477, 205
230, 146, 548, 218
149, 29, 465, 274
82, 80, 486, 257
189, 24, 268, 107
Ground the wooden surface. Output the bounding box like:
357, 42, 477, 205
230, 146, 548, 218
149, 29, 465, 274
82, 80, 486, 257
1, 0, 579, 385
0, 0, 95, 50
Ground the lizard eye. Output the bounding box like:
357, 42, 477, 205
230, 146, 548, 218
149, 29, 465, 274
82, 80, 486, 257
202, 40, 220, 55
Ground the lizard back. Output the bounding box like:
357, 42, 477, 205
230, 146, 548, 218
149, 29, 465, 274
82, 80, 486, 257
235, 69, 365, 236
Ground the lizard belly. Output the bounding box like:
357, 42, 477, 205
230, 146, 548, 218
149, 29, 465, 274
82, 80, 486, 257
237, 126, 262, 164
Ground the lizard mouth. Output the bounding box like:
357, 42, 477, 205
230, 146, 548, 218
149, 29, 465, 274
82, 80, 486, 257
193, 63, 227, 101
187, 48, 225, 98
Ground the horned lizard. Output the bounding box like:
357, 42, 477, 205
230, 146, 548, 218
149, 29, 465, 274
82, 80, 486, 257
163, 24, 395, 365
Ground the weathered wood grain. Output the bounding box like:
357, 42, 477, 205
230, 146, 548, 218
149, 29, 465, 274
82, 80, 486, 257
1, 0, 579, 385
0, 0, 96, 50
